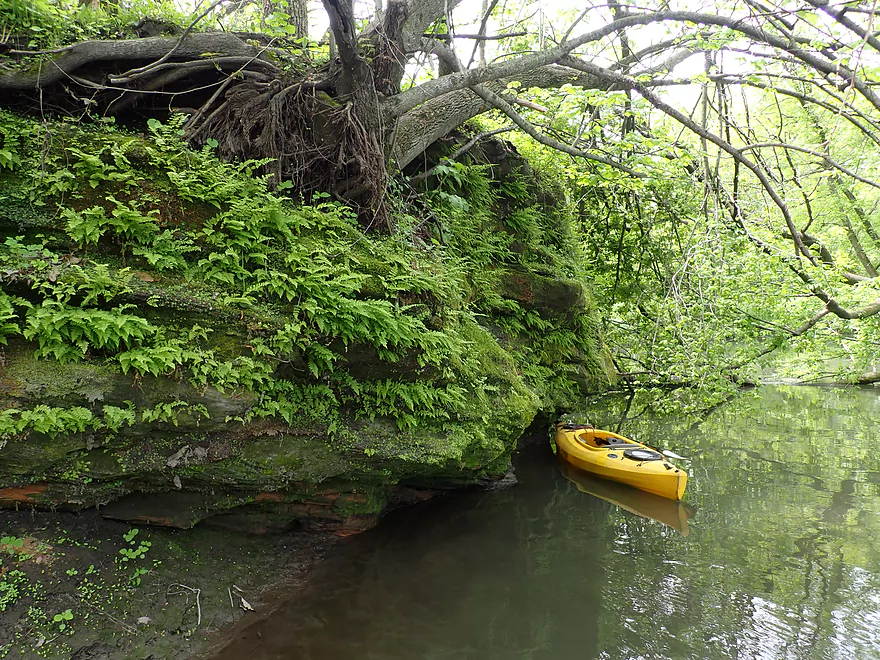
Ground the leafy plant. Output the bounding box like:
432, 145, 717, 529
133, 230, 198, 271
0, 291, 20, 345
23, 301, 154, 363
0, 569, 26, 612
101, 403, 137, 433
52, 608, 74, 632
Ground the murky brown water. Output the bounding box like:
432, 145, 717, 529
211, 385, 880, 660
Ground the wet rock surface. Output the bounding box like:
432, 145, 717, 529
0, 509, 335, 659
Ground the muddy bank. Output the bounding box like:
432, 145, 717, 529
0, 510, 335, 659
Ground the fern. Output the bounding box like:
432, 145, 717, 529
102, 403, 137, 433
133, 230, 198, 272
17, 405, 99, 438
117, 341, 187, 377
63, 206, 108, 246
245, 381, 339, 426
140, 401, 189, 425
24, 301, 155, 363
0, 292, 20, 345
347, 380, 468, 430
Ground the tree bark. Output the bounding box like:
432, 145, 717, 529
321, 0, 388, 214
0, 33, 264, 90
389, 64, 604, 168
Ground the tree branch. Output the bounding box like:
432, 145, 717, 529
0, 34, 261, 91
559, 55, 817, 265
469, 84, 643, 177
390, 63, 606, 168
423, 31, 527, 40
113, 0, 233, 83
738, 142, 880, 191
386, 10, 880, 120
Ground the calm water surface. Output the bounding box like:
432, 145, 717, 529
213, 386, 880, 659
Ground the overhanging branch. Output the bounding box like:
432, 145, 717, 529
470, 83, 643, 177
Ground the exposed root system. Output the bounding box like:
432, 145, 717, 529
187, 76, 388, 223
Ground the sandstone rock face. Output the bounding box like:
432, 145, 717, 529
0, 113, 613, 533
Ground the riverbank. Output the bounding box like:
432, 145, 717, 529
0, 509, 336, 659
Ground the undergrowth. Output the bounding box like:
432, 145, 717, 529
0, 108, 609, 452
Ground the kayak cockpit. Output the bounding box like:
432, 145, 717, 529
575, 430, 640, 450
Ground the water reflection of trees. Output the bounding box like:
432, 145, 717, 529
580, 385, 880, 659
214, 387, 880, 660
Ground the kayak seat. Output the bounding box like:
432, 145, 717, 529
596, 437, 635, 448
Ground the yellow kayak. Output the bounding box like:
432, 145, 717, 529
554, 423, 688, 500
558, 461, 693, 536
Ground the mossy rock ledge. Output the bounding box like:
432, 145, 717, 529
0, 326, 535, 534
0, 111, 614, 534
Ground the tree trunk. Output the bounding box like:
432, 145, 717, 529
321, 0, 390, 217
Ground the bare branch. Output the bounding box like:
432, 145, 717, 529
738, 142, 880, 191
424, 31, 528, 40
113, 0, 232, 83
559, 55, 817, 264
466, 0, 499, 69
804, 0, 880, 54
386, 10, 880, 120
469, 83, 643, 177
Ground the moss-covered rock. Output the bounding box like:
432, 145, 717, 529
0, 109, 612, 532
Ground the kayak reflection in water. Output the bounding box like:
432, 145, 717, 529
558, 460, 696, 537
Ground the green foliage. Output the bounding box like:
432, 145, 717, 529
101, 403, 137, 433
0, 110, 30, 171
242, 380, 339, 427
0, 108, 609, 446
0, 400, 211, 440
140, 400, 209, 426
64, 198, 158, 248
66, 146, 138, 189
52, 608, 73, 632
132, 230, 198, 271
0, 569, 26, 612
0, 405, 98, 438
0, 0, 68, 47
0, 291, 20, 345
23, 301, 154, 363
351, 380, 468, 430
117, 528, 152, 586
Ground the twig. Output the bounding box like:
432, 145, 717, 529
424, 31, 528, 40
185, 75, 235, 131
80, 599, 138, 634
738, 141, 880, 190
9, 45, 75, 55
513, 97, 548, 112
114, 0, 231, 83
167, 583, 202, 628
470, 83, 644, 177
467, 0, 500, 69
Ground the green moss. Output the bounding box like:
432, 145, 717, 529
0, 109, 612, 527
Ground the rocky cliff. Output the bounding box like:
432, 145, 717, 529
0, 110, 613, 533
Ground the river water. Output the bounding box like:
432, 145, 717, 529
211, 385, 880, 660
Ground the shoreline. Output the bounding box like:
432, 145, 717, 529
0, 509, 338, 660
